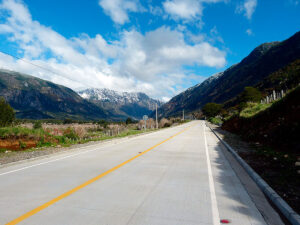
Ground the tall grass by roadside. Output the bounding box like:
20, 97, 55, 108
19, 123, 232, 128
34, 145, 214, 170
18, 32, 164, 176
0, 127, 45, 138
208, 117, 223, 125
0, 125, 152, 151
240, 102, 272, 118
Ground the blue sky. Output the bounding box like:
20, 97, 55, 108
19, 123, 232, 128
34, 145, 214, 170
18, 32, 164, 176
0, 0, 299, 101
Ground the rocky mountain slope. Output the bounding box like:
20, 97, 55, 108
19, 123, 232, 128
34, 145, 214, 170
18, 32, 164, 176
0, 70, 109, 120
155, 31, 300, 118
78, 88, 163, 120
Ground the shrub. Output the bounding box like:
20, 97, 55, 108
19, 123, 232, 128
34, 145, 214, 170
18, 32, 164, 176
0, 98, 15, 127
19, 141, 27, 149
240, 86, 262, 103
126, 117, 133, 124
97, 120, 108, 128
33, 121, 42, 129
202, 103, 223, 118
240, 102, 272, 118
63, 118, 74, 124
208, 117, 223, 125
159, 118, 171, 128
63, 128, 79, 140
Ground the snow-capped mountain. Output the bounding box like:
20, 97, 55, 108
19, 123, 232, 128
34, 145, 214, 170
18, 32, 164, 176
78, 88, 163, 120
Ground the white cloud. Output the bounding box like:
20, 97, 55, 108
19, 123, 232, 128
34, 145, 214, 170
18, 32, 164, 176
246, 28, 253, 35
163, 0, 202, 20
98, 0, 144, 24
237, 0, 257, 20
0, 0, 226, 100
162, 0, 224, 21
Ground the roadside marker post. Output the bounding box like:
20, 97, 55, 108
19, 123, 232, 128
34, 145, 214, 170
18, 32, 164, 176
143, 115, 148, 131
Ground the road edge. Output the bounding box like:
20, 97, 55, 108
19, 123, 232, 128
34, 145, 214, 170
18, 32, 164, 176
0, 122, 191, 170
208, 125, 300, 225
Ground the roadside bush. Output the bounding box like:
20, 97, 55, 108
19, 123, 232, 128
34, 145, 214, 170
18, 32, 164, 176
19, 141, 27, 149
208, 117, 223, 125
63, 118, 74, 124
240, 102, 272, 118
63, 128, 79, 140
126, 117, 133, 124
33, 121, 42, 129
159, 118, 171, 128
0, 98, 15, 127
240, 86, 262, 103
97, 119, 108, 128
73, 126, 87, 138
202, 103, 223, 118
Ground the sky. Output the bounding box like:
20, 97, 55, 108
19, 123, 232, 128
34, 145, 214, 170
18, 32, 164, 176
0, 0, 299, 101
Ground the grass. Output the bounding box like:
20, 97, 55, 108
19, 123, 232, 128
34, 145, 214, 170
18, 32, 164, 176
0, 126, 155, 152
0, 127, 45, 138
83, 128, 153, 143
240, 102, 272, 118
208, 117, 223, 125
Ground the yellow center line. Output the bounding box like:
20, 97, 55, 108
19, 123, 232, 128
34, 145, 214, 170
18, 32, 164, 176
6, 125, 192, 225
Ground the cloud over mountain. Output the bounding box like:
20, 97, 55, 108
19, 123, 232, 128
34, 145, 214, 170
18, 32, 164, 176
0, 0, 226, 100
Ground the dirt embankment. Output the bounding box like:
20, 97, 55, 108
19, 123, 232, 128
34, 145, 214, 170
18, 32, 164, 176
0, 139, 37, 151
222, 86, 300, 154
221, 87, 300, 213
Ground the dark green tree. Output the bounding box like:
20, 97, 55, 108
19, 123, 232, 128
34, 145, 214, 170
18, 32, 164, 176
125, 117, 133, 124
202, 103, 223, 118
240, 87, 262, 103
0, 97, 15, 127
97, 119, 108, 128
63, 118, 74, 124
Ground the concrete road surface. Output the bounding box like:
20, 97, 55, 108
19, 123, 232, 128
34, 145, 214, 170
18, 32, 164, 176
0, 121, 281, 225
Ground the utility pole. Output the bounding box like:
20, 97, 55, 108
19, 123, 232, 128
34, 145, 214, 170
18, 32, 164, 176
155, 103, 158, 129
182, 109, 184, 121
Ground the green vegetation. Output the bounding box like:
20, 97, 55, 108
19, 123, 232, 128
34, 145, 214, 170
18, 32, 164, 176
126, 117, 133, 124
0, 126, 45, 138
97, 119, 108, 128
202, 103, 223, 118
0, 124, 153, 152
0, 116, 189, 152
240, 102, 272, 118
0, 98, 15, 127
33, 120, 42, 129
240, 86, 262, 103
208, 117, 223, 125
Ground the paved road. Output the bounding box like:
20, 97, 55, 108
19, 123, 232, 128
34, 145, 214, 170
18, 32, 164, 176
0, 121, 274, 225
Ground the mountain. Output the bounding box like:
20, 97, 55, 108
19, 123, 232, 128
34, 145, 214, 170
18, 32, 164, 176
155, 31, 300, 118
0, 69, 109, 120
78, 88, 163, 120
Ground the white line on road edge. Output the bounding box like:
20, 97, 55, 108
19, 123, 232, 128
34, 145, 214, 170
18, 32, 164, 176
203, 121, 220, 225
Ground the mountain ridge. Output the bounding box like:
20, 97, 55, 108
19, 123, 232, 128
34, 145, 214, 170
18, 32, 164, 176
0, 69, 109, 120
155, 31, 300, 118
78, 88, 163, 120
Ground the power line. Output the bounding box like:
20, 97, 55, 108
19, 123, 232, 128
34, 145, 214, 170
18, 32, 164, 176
0, 49, 93, 88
